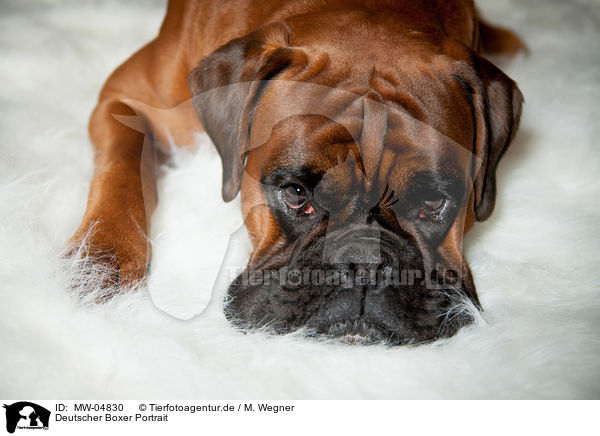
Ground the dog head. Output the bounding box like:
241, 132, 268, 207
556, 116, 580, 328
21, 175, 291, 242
189, 15, 522, 344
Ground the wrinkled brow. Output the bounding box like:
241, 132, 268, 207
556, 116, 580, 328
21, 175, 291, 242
407, 170, 466, 201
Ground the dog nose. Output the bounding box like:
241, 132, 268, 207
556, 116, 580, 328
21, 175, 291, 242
330, 239, 398, 276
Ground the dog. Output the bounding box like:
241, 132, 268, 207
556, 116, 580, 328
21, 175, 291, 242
70, 0, 523, 345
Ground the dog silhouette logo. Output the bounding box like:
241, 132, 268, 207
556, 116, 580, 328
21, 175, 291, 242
3, 402, 50, 433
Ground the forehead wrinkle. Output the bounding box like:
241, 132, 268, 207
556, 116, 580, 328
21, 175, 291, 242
376, 143, 432, 202
358, 92, 388, 192
376, 148, 397, 200
258, 126, 369, 215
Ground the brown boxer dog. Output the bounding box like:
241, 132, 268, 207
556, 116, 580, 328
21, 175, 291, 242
70, 0, 523, 344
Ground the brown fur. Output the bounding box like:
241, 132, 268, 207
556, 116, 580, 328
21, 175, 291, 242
71, 0, 523, 289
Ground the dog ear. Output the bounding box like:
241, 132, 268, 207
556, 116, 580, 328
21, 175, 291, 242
468, 56, 523, 221
189, 22, 300, 202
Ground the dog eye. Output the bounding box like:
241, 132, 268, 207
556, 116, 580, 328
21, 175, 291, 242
282, 185, 313, 214
421, 196, 446, 215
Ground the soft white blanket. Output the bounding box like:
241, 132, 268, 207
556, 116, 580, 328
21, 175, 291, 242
1, 0, 599, 399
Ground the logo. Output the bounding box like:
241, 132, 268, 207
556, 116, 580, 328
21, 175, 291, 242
3, 402, 50, 434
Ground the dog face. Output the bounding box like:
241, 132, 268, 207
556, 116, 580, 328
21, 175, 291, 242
190, 18, 522, 344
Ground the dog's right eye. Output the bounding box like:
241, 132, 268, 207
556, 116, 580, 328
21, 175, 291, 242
283, 185, 308, 208
282, 185, 314, 214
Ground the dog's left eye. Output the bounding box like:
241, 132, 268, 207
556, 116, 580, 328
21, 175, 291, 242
282, 185, 314, 214
419, 195, 446, 218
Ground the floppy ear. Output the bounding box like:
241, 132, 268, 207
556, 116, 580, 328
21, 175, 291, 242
188, 22, 300, 202
468, 56, 523, 221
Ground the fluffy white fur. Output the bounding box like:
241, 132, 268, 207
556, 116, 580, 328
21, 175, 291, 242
1, 0, 599, 399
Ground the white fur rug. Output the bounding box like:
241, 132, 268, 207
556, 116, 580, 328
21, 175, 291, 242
1, 0, 599, 399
